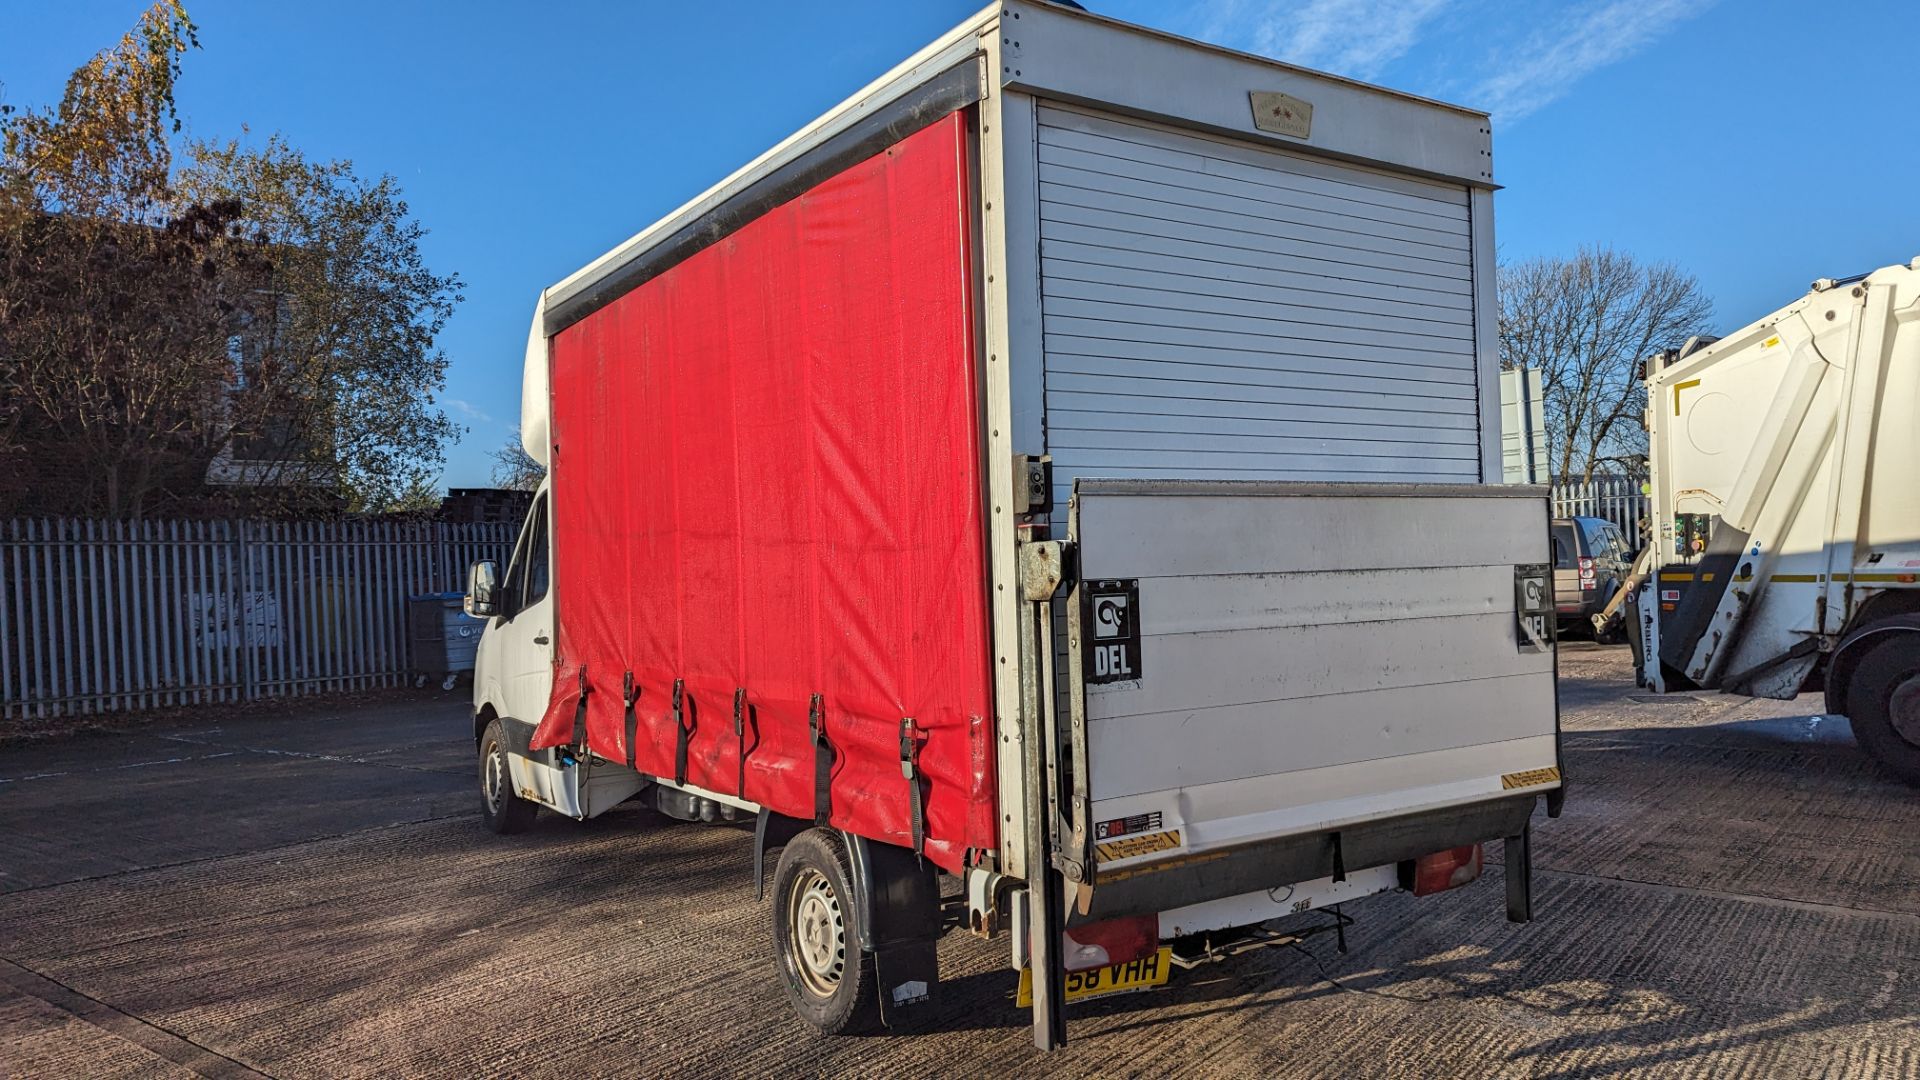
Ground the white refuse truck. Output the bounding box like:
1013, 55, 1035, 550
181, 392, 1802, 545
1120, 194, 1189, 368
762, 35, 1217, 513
466, 0, 1563, 1049
1633, 260, 1920, 783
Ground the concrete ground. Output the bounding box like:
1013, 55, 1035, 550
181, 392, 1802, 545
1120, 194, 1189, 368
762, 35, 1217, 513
3, 643, 1917, 1078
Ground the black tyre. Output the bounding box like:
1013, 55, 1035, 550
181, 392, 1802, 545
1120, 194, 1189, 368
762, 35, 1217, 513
770, 829, 880, 1035
1845, 638, 1920, 786
479, 718, 539, 833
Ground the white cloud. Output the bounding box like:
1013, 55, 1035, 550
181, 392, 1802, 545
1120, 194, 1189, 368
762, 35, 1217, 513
1193, 0, 1453, 81
1180, 0, 1715, 126
447, 398, 494, 426
1466, 0, 1715, 123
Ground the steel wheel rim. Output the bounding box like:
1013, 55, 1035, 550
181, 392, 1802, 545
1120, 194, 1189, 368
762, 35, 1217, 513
1889, 673, 1920, 747
787, 867, 845, 997
483, 739, 506, 814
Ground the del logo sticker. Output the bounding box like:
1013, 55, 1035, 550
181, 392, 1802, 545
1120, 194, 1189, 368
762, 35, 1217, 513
1082, 579, 1143, 685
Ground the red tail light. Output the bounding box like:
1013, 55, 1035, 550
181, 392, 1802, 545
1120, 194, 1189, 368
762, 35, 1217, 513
1410, 844, 1484, 896
1061, 913, 1158, 972
1578, 556, 1597, 590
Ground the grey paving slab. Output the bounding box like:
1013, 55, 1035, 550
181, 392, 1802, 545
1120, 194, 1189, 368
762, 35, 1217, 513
0, 698, 473, 893
1, 649, 1915, 1077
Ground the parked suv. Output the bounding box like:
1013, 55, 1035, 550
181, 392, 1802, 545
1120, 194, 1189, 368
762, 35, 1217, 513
1552, 516, 1632, 639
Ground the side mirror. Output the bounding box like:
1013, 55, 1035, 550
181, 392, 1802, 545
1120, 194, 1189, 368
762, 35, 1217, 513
466, 560, 501, 618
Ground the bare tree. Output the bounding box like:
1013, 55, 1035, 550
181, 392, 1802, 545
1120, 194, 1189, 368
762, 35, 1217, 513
490, 432, 545, 491
1499, 247, 1714, 482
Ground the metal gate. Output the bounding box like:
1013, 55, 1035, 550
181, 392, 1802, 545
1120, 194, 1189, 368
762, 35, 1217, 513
0, 518, 516, 720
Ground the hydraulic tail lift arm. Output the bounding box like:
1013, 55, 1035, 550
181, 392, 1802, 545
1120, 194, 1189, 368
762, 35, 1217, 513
1016, 536, 1070, 1050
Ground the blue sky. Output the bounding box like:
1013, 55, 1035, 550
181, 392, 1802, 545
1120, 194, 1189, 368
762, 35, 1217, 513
5, 1, 1916, 489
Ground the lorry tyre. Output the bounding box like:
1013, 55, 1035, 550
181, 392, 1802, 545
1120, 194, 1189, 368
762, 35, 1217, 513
1845, 638, 1920, 786
479, 718, 539, 833
771, 829, 881, 1035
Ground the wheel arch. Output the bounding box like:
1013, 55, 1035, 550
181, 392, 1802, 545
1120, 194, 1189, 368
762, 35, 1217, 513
753, 819, 943, 949
841, 832, 943, 953
474, 703, 499, 746
1825, 612, 1920, 717
753, 810, 813, 901
764, 825, 945, 1028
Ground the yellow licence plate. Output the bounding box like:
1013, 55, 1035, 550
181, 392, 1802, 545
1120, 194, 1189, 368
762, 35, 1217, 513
1016, 946, 1173, 1007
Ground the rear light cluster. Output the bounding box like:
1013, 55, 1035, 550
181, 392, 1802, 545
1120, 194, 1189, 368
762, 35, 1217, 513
1578, 556, 1597, 591
1061, 913, 1159, 972
1410, 843, 1484, 896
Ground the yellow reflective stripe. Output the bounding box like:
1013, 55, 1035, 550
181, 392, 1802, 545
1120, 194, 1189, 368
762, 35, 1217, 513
1651, 571, 1917, 585
1672, 378, 1702, 415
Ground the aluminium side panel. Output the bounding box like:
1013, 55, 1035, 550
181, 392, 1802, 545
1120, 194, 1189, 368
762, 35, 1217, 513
1068, 481, 1558, 894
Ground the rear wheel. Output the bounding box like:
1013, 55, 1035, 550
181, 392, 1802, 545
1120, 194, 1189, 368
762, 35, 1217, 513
771, 829, 880, 1035
1845, 639, 1920, 786
479, 718, 539, 833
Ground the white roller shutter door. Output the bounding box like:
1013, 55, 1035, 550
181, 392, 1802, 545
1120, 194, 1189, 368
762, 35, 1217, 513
1036, 103, 1486, 499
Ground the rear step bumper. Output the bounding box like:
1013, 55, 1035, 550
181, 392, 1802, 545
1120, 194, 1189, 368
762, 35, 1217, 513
1068, 794, 1539, 925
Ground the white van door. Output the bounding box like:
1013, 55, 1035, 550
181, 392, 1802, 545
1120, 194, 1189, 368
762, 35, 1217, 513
492, 492, 555, 726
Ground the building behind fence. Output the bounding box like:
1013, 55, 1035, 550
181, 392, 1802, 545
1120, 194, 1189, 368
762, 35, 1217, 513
2, 518, 516, 720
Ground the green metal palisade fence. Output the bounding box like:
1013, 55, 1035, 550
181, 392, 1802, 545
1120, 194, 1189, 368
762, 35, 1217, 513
0, 518, 516, 720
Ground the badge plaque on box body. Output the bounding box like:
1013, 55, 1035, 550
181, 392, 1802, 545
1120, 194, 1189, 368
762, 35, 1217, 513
1082, 578, 1143, 684
1514, 563, 1553, 653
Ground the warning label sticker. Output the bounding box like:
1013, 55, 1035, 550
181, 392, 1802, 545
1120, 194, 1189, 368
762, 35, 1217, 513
1094, 811, 1163, 841
1095, 829, 1182, 864
1501, 766, 1562, 790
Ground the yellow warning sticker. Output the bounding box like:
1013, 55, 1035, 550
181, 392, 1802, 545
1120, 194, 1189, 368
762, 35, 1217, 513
1095, 849, 1227, 884
1096, 829, 1182, 864
1502, 766, 1562, 790
1763, 335, 1782, 349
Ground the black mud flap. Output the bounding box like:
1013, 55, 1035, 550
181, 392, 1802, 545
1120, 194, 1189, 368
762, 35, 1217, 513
872, 940, 940, 1027
1506, 824, 1533, 923
846, 834, 943, 1027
